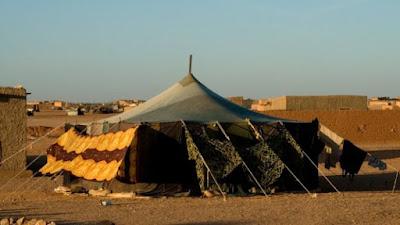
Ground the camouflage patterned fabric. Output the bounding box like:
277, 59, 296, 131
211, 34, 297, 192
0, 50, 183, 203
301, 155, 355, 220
184, 122, 312, 193
237, 141, 285, 192
189, 125, 242, 179
183, 126, 207, 190
260, 123, 306, 190
263, 124, 304, 163
184, 124, 243, 190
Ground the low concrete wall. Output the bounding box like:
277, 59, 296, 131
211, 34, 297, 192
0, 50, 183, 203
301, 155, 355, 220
286, 95, 368, 111
268, 96, 287, 110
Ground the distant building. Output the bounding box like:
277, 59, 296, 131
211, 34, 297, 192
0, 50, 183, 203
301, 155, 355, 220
115, 99, 145, 112
368, 97, 400, 110
27, 101, 40, 112
228, 96, 254, 109
0, 87, 27, 170
251, 95, 368, 111
53, 101, 64, 109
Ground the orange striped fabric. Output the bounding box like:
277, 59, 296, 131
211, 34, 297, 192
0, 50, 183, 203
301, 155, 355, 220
40, 127, 138, 181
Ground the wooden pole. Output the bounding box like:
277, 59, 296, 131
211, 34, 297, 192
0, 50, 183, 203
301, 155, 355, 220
189, 55, 192, 74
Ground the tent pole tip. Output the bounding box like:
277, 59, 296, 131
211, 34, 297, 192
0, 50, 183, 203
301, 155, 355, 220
189, 55, 192, 74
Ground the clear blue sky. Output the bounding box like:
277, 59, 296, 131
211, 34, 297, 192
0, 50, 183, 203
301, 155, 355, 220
1, 0, 399, 102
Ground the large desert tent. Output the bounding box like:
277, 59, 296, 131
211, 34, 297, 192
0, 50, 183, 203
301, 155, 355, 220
40, 58, 359, 196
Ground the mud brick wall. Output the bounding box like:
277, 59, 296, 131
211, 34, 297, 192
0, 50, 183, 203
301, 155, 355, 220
0, 87, 27, 171
286, 96, 368, 111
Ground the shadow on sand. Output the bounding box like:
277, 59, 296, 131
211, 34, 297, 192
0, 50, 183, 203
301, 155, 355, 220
319, 172, 400, 192
56, 220, 115, 225
0, 207, 66, 219
0, 208, 114, 225
168, 221, 252, 225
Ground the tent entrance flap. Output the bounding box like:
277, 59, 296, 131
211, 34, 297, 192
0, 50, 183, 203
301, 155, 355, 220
118, 122, 196, 186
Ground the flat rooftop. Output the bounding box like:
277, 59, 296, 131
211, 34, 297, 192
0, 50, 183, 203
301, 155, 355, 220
0, 87, 27, 97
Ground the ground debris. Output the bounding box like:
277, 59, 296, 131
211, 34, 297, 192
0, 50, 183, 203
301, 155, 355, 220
88, 188, 110, 197
0, 218, 56, 225
54, 186, 71, 195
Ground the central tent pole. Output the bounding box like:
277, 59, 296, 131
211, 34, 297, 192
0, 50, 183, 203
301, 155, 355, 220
189, 55, 192, 74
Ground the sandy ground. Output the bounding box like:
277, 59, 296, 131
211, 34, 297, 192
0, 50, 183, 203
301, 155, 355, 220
1, 186, 400, 225
1, 174, 400, 225
1, 157, 400, 225
2, 110, 400, 224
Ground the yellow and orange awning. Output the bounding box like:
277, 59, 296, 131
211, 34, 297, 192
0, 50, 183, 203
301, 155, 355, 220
40, 127, 138, 181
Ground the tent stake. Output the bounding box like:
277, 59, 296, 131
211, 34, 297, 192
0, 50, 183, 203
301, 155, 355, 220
215, 121, 268, 198
181, 120, 226, 200
246, 119, 316, 198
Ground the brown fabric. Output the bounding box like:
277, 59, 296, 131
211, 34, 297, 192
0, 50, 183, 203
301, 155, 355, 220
120, 123, 193, 185
118, 133, 138, 183
47, 144, 127, 163
108, 122, 138, 133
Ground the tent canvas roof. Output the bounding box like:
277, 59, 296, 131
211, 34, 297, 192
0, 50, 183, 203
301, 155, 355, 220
99, 73, 283, 124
